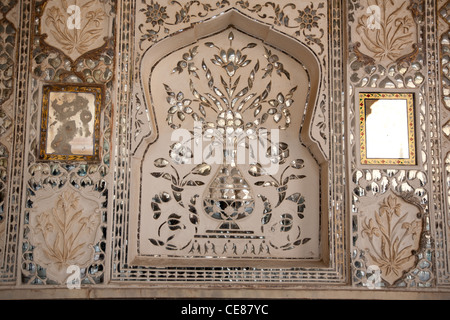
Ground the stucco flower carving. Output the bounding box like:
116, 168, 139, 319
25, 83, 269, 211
30, 190, 101, 283
361, 194, 422, 285
41, 0, 111, 62
355, 0, 417, 63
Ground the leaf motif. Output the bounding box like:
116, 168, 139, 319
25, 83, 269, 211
185, 180, 205, 186
154, 158, 169, 168
149, 238, 164, 246
302, 238, 311, 244
261, 213, 272, 225
189, 214, 199, 225
248, 163, 265, 177
151, 172, 163, 178
192, 163, 211, 176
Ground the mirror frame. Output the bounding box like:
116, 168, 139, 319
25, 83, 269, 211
356, 89, 420, 168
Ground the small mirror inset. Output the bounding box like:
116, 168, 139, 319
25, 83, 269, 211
359, 92, 416, 165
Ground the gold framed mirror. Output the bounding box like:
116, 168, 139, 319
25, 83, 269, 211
358, 92, 417, 166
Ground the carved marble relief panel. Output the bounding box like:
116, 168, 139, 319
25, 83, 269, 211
17, 0, 115, 285
26, 186, 102, 283
349, 0, 438, 288
39, 0, 112, 63
357, 192, 425, 286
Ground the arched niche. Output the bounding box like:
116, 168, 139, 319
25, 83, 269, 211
128, 9, 329, 268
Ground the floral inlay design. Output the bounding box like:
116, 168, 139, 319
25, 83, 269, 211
131, 20, 321, 264
29, 190, 101, 283
40, 0, 111, 62
361, 194, 422, 285
135, 26, 322, 262
138, 1, 326, 54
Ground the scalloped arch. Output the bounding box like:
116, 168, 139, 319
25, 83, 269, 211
136, 8, 323, 163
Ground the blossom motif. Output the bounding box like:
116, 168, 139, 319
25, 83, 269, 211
210, 47, 251, 77
164, 85, 193, 125
262, 47, 290, 80
361, 218, 381, 240
267, 89, 296, 129
395, 16, 414, 33
360, 194, 423, 285
378, 195, 402, 218
141, 0, 168, 27
208, 32, 253, 77
402, 220, 421, 240
170, 142, 193, 165
295, 4, 322, 31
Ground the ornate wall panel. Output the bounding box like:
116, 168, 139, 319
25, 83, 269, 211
0, 0, 25, 283
439, 0, 450, 285
18, 0, 115, 285
112, 0, 346, 284
348, 0, 448, 288
0, 0, 448, 299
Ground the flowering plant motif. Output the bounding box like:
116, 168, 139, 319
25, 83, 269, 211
42, 0, 109, 62
249, 158, 306, 207
143, 27, 319, 257
355, 0, 416, 63
294, 3, 324, 31
165, 31, 298, 134
151, 158, 211, 206
30, 191, 101, 283
361, 194, 422, 285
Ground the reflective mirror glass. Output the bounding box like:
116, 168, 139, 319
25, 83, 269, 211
359, 92, 416, 165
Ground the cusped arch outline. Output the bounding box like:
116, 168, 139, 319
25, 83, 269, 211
129, 9, 330, 267
136, 8, 323, 163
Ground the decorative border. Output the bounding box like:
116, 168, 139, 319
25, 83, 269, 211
38, 84, 103, 162
358, 92, 417, 166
